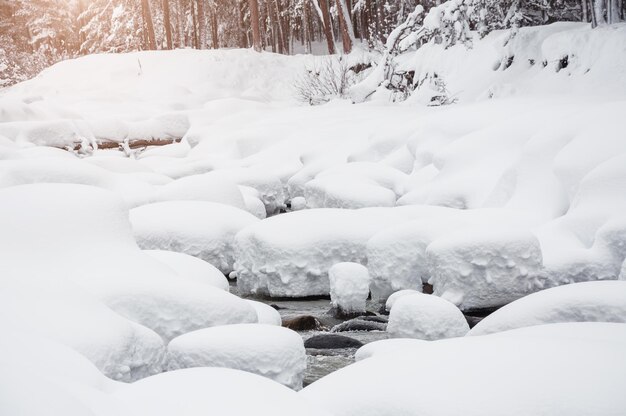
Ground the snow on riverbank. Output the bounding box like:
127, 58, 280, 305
0, 21, 625, 416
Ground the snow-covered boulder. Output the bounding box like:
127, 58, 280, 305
387, 293, 469, 340
355, 339, 427, 362
329, 262, 371, 317
469, 281, 626, 336
385, 289, 421, 312
130, 200, 259, 273
167, 324, 306, 389
0, 184, 257, 343
426, 227, 544, 310
301, 322, 626, 416
114, 367, 329, 416
235, 207, 431, 298
144, 249, 229, 291
245, 300, 283, 326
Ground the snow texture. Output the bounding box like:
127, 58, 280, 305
387, 292, 469, 340
167, 324, 306, 389
329, 262, 371, 315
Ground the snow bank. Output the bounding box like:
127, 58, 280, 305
130, 200, 259, 273
113, 367, 328, 416
167, 324, 306, 389
329, 262, 371, 316
469, 281, 626, 336
387, 293, 469, 340
385, 289, 422, 312
355, 338, 427, 361
0, 184, 257, 344
302, 322, 626, 416
235, 206, 431, 297
245, 300, 284, 326
144, 249, 229, 291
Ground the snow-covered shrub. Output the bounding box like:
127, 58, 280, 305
295, 56, 370, 105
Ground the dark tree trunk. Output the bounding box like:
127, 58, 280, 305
249, 0, 262, 51
163, 0, 173, 49
141, 0, 157, 50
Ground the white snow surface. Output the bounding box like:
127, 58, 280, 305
144, 249, 230, 291
329, 262, 371, 315
302, 322, 626, 416
130, 200, 259, 274
167, 324, 306, 389
245, 300, 284, 326
387, 292, 469, 340
469, 280, 626, 336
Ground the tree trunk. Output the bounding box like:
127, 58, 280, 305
196, 0, 206, 48
210, 7, 219, 49
335, 0, 354, 53
593, 0, 606, 26
313, 0, 335, 54
582, 0, 589, 22
238, 0, 249, 48
141, 0, 157, 50
249, 0, 262, 51
163, 0, 173, 49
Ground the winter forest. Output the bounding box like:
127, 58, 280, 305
1, 0, 626, 415
1, 0, 625, 85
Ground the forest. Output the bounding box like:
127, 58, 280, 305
1, 0, 624, 86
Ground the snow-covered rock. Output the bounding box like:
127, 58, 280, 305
167, 324, 306, 389
426, 227, 544, 310
355, 338, 427, 362
387, 293, 469, 340
130, 200, 259, 273
144, 249, 229, 291
469, 281, 626, 336
245, 300, 283, 326
235, 206, 433, 298
385, 289, 422, 312
114, 367, 329, 416
329, 262, 371, 316
0, 184, 257, 343
302, 322, 626, 416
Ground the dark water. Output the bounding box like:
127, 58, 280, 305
230, 281, 388, 386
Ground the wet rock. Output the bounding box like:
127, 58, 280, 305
331, 319, 387, 333
270, 304, 287, 310
283, 315, 324, 331
304, 334, 364, 349
357, 315, 388, 324
464, 315, 484, 328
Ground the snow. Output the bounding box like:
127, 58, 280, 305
245, 300, 284, 326
302, 322, 626, 416
144, 249, 230, 291
354, 338, 427, 361
469, 281, 626, 336
113, 367, 329, 416
387, 292, 469, 340
329, 262, 371, 315
130, 200, 259, 274
385, 289, 422, 311
166, 324, 306, 390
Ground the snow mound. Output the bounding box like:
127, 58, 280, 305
385, 289, 422, 312
245, 300, 283, 326
114, 367, 328, 416
469, 281, 626, 336
301, 322, 626, 416
427, 227, 544, 310
167, 324, 306, 389
235, 207, 429, 297
355, 338, 427, 362
130, 200, 259, 273
387, 293, 469, 340
144, 249, 229, 291
329, 262, 371, 316
0, 184, 257, 343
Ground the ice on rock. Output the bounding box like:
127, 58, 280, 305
329, 262, 371, 317
245, 300, 283, 326
114, 367, 329, 416
426, 227, 544, 310
167, 324, 306, 389
301, 322, 626, 416
387, 293, 469, 340
469, 281, 626, 336
130, 200, 259, 274
144, 249, 230, 291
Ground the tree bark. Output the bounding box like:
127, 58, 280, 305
249, 0, 262, 51
210, 7, 219, 49
313, 0, 335, 54
335, 0, 354, 53
162, 0, 173, 49
141, 0, 157, 50
196, 0, 206, 48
